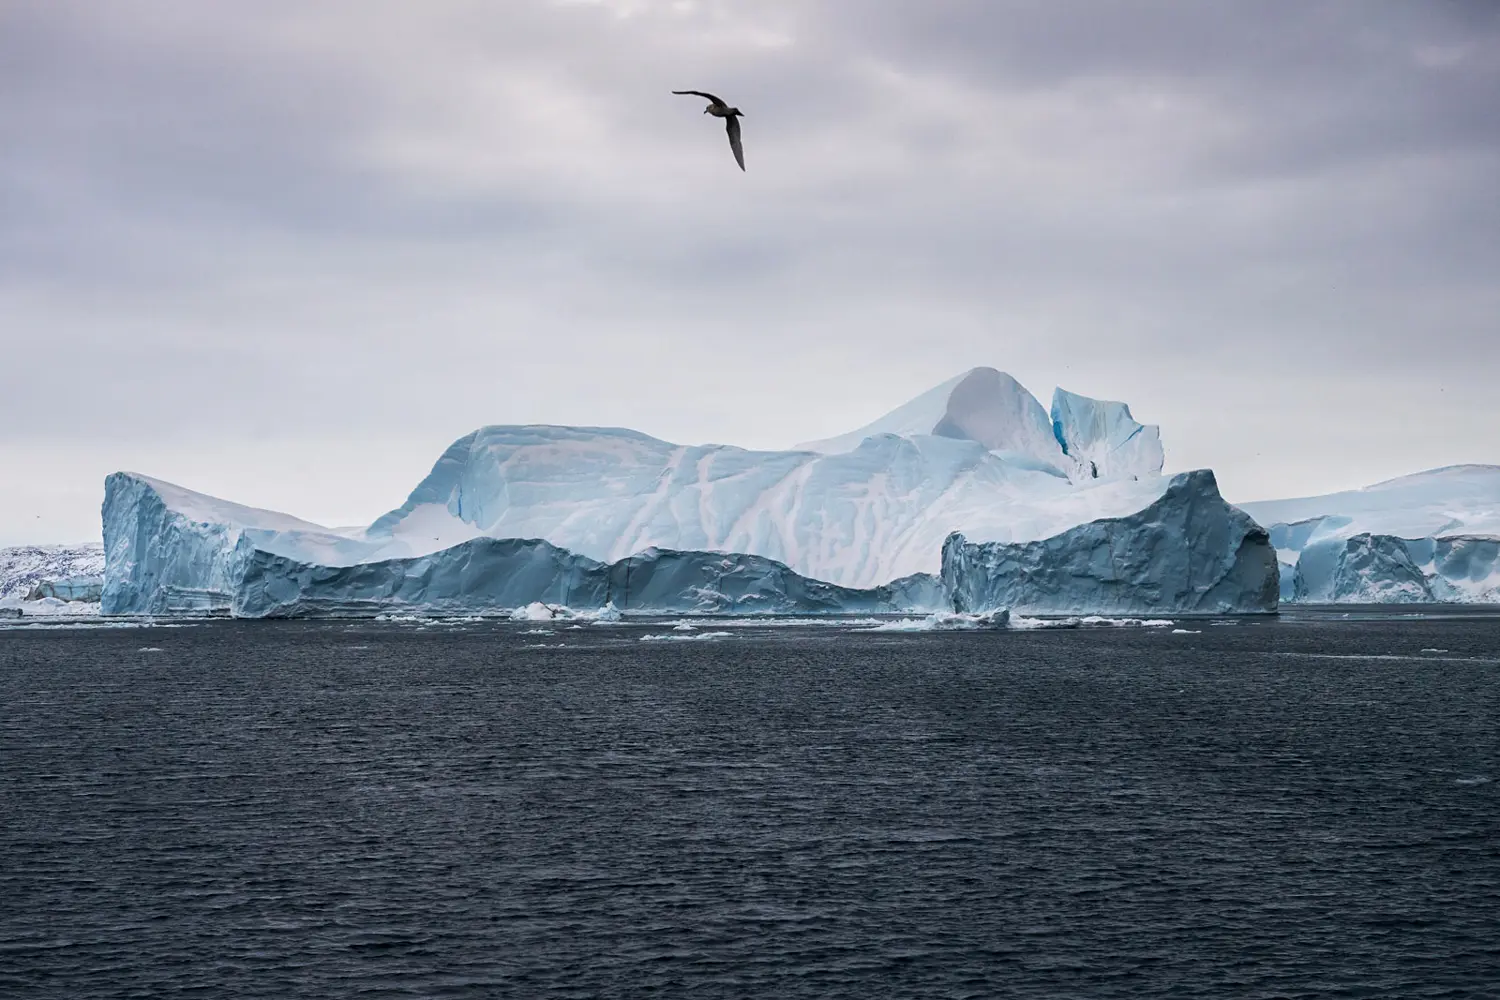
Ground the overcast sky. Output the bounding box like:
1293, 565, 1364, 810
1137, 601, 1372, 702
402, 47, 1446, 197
2, 0, 1497, 545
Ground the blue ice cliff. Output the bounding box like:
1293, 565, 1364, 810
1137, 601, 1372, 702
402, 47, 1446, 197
101, 367, 1281, 616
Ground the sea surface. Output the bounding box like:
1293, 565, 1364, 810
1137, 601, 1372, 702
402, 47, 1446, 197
3, 610, 1498, 998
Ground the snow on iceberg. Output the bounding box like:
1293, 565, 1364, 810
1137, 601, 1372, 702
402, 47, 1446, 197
796, 367, 1163, 485
365, 371, 1171, 590
1238, 465, 1500, 603
943, 471, 1278, 615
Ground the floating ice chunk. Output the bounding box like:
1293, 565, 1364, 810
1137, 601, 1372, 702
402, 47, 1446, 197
1008, 615, 1078, 630
640, 631, 734, 642
510, 602, 563, 621
577, 602, 623, 624
1078, 616, 1176, 627
861, 608, 1011, 632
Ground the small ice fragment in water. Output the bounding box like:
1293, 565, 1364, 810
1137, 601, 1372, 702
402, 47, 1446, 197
640, 631, 734, 642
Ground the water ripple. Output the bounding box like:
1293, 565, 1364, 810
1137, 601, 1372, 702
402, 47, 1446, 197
2, 618, 1498, 997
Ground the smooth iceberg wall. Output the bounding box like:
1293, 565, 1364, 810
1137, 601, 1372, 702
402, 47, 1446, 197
941, 471, 1279, 615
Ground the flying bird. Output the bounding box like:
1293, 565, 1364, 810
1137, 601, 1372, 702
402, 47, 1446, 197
673, 90, 745, 171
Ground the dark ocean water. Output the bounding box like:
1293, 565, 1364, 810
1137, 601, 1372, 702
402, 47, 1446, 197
2, 612, 1498, 998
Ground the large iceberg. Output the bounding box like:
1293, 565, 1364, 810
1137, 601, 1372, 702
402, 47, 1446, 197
1238, 465, 1500, 603
101, 367, 1277, 616
944, 471, 1278, 615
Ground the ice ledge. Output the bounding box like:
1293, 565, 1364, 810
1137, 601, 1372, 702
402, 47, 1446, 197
941, 470, 1279, 615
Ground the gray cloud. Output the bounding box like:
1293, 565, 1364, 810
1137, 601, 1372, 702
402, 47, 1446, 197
2, 0, 1497, 543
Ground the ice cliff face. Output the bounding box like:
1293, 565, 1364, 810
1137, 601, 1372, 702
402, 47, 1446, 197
101, 472, 355, 614
237, 540, 947, 619
943, 471, 1278, 615
1239, 466, 1500, 603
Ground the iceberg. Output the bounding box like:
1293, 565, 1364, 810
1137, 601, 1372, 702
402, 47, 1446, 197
1238, 465, 1500, 603
99, 367, 1277, 616
943, 471, 1278, 615
0, 544, 105, 601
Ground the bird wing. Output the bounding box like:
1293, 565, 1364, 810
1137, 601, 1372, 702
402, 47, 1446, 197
725, 115, 745, 171
672, 89, 728, 109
